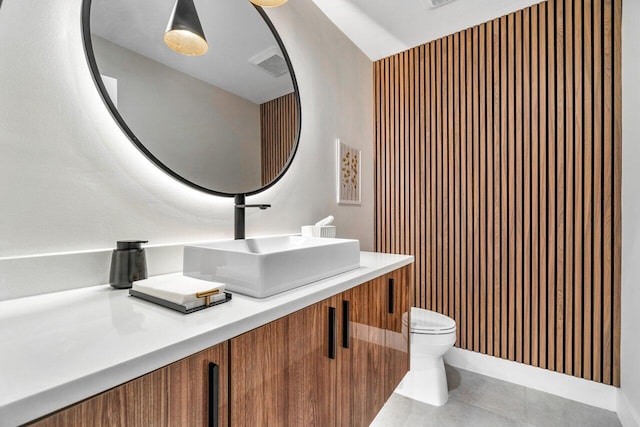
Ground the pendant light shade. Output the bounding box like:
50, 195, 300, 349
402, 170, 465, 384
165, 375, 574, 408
249, 0, 288, 7
164, 0, 208, 56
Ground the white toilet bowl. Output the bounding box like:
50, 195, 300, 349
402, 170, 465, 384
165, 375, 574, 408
395, 307, 456, 406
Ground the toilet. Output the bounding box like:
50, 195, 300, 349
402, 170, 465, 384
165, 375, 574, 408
395, 307, 457, 406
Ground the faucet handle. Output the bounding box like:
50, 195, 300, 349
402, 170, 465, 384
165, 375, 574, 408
234, 193, 270, 209
237, 204, 271, 209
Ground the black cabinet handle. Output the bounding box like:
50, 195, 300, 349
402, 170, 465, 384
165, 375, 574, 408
208, 362, 219, 427
342, 300, 350, 349
388, 278, 395, 314
328, 306, 337, 359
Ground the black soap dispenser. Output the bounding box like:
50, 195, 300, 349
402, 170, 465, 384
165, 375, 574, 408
109, 240, 148, 289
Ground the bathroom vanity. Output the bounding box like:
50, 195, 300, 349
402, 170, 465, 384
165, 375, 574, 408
0, 252, 412, 427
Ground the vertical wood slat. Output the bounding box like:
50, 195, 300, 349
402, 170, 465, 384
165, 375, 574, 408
573, 0, 584, 378
393, 55, 399, 256
531, 5, 540, 368
430, 44, 437, 315
592, 0, 603, 384
547, 0, 557, 372
436, 39, 443, 314
260, 92, 297, 186
493, 18, 502, 359
523, 8, 532, 367
479, 25, 487, 355
515, 10, 524, 364
420, 45, 427, 310
423, 45, 429, 312
486, 22, 495, 358
602, 0, 613, 386
373, 0, 622, 386
473, 26, 481, 354
466, 28, 474, 352
555, 0, 566, 374
454, 33, 462, 349
538, 1, 549, 370
507, 13, 516, 362
583, 0, 593, 381
413, 48, 419, 308
384, 58, 390, 263
500, 16, 509, 360
448, 35, 455, 330
442, 38, 449, 319
459, 35, 468, 348
565, 0, 575, 377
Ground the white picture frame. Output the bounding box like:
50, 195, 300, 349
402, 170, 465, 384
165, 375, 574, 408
336, 139, 361, 205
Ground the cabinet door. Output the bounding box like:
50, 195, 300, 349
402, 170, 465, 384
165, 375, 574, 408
230, 297, 337, 427
337, 277, 387, 427
29, 368, 169, 427
384, 266, 410, 399
168, 342, 229, 427
30, 342, 228, 427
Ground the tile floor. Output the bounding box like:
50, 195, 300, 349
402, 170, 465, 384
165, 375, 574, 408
371, 365, 621, 427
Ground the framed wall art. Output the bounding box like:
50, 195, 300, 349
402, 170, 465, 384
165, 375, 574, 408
336, 139, 361, 205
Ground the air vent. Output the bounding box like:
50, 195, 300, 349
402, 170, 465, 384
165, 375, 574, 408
249, 46, 289, 78
255, 54, 288, 77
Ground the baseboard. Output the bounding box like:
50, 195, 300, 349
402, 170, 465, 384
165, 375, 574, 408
617, 390, 640, 427
444, 347, 618, 412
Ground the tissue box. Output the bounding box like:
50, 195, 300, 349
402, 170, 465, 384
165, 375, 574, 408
301, 225, 337, 238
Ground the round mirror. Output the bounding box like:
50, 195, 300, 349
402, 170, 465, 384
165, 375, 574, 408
82, 0, 301, 196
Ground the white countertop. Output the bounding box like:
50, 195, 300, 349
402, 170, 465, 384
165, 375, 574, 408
0, 251, 413, 426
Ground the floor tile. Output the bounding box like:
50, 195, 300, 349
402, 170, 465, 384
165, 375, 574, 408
371, 366, 621, 427
446, 365, 528, 422
525, 388, 621, 427
371, 393, 528, 427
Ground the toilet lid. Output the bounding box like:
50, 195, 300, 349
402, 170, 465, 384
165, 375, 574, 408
404, 307, 456, 333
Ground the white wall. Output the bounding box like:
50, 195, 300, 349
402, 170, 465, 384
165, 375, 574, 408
0, 0, 374, 300
620, 1, 640, 426
93, 36, 262, 194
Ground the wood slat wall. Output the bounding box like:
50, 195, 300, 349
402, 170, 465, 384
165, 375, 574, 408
260, 92, 298, 186
373, 0, 622, 385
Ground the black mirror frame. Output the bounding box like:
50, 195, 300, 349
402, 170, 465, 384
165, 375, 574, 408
81, 0, 302, 197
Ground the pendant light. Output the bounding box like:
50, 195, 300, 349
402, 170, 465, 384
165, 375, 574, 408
164, 0, 208, 56
249, 0, 288, 7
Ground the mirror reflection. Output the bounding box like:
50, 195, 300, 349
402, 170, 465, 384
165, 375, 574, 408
86, 0, 300, 195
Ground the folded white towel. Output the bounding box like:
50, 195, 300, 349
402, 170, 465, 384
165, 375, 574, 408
132, 274, 226, 309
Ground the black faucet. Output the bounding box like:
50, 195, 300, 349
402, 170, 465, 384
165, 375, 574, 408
234, 194, 271, 240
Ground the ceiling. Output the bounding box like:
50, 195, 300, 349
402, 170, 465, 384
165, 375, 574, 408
312, 0, 544, 61
90, 0, 294, 104
90, 0, 545, 103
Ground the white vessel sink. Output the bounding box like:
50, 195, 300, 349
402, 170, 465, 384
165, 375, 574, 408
183, 236, 361, 298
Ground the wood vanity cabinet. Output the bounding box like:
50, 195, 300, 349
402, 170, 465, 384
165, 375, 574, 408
27, 265, 409, 427
230, 265, 410, 427
30, 342, 229, 427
